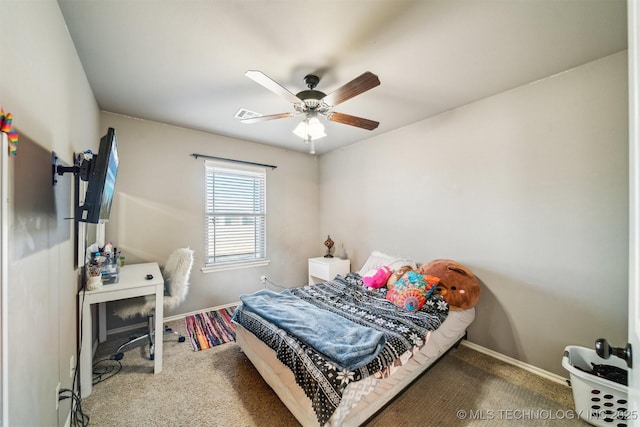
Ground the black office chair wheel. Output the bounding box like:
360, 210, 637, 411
178, 336, 186, 343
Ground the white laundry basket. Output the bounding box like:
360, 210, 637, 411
562, 345, 629, 427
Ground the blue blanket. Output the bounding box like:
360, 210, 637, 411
239, 289, 386, 370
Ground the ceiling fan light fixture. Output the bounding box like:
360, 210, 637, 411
292, 120, 307, 139
307, 116, 326, 139
293, 116, 326, 141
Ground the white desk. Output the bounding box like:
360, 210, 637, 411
78, 262, 164, 398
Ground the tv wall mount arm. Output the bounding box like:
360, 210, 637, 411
52, 151, 92, 185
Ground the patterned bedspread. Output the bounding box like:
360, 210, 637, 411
232, 273, 449, 425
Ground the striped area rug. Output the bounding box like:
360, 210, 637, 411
184, 306, 237, 351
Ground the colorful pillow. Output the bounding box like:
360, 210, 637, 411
386, 265, 414, 288
362, 266, 392, 288
386, 272, 440, 312
387, 288, 426, 312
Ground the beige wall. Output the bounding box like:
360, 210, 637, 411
100, 113, 321, 324
319, 51, 629, 376
0, 1, 101, 425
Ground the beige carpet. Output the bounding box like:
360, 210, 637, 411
79, 319, 586, 426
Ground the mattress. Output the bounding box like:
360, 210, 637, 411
235, 306, 475, 426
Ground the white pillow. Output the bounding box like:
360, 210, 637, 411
358, 250, 417, 276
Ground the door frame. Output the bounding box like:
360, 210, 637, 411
628, 0, 639, 424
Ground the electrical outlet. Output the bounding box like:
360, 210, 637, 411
260, 275, 267, 284
56, 382, 61, 410
70, 354, 75, 378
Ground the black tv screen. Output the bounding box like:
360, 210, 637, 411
77, 127, 119, 223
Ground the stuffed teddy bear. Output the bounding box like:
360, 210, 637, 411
362, 265, 392, 288
417, 259, 480, 310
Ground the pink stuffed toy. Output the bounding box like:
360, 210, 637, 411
362, 265, 393, 288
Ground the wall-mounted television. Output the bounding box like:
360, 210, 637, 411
76, 127, 119, 223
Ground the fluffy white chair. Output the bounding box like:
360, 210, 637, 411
113, 248, 194, 360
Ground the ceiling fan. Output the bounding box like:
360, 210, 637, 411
237, 70, 380, 153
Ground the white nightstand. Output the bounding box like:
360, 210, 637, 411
308, 257, 351, 285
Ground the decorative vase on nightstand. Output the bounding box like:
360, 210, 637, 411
324, 235, 334, 258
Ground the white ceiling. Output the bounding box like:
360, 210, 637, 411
57, 0, 627, 155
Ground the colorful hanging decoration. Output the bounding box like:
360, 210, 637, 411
0, 108, 18, 155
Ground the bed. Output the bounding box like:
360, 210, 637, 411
232, 252, 477, 426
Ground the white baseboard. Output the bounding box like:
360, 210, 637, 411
461, 340, 569, 386
106, 301, 241, 336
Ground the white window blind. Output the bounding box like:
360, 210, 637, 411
205, 160, 266, 266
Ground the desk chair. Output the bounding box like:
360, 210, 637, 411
113, 248, 194, 360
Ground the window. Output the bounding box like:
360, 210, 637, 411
204, 160, 266, 269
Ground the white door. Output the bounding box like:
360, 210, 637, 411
629, 1, 639, 424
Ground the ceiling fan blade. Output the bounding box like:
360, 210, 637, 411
322, 72, 380, 107
327, 112, 379, 130
239, 112, 297, 124
245, 70, 302, 104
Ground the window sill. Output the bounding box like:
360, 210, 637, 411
201, 259, 270, 274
